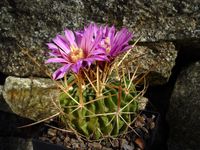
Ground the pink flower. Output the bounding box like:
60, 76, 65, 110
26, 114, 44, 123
100, 25, 133, 59
46, 23, 133, 80
46, 24, 108, 80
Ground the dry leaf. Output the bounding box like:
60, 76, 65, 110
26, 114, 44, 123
135, 138, 145, 149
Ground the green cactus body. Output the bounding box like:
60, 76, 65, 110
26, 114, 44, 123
60, 77, 139, 140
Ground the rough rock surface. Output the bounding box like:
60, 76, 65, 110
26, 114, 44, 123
1, 0, 198, 78
122, 42, 177, 85
2, 76, 60, 121
167, 61, 200, 150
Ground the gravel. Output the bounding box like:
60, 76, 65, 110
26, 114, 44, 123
38, 112, 157, 149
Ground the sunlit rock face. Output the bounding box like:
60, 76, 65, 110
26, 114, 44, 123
2, 76, 60, 121
120, 42, 177, 85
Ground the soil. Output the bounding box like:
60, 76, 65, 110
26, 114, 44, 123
37, 112, 158, 150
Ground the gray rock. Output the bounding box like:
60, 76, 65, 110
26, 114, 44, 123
84, 0, 200, 42
0, 137, 33, 150
120, 42, 177, 85
167, 61, 200, 150
2, 76, 60, 121
0, 0, 197, 78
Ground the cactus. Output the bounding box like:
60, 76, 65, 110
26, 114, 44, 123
45, 23, 146, 140
59, 69, 143, 140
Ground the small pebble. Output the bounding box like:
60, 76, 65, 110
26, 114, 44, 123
38, 113, 157, 150
56, 137, 61, 144
47, 128, 57, 137
122, 143, 134, 150
51, 136, 56, 142
121, 138, 128, 145
80, 142, 86, 149
60, 135, 65, 140
102, 147, 113, 150
88, 142, 102, 149
64, 136, 70, 143
112, 139, 119, 148
71, 138, 80, 149
105, 141, 112, 148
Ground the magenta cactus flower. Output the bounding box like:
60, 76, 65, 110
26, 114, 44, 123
46, 23, 133, 80
45, 23, 141, 141
46, 24, 108, 80
100, 25, 133, 59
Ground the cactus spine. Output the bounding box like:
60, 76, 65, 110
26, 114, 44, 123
60, 65, 143, 140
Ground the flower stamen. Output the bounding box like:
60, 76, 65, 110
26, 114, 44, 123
102, 37, 111, 53
70, 45, 84, 62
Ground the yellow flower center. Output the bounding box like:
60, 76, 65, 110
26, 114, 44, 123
103, 37, 111, 53
70, 45, 84, 62
105, 37, 110, 45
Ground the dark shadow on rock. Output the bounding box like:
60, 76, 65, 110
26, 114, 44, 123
0, 72, 7, 85
0, 110, 42, 138
144, 40, 200, 150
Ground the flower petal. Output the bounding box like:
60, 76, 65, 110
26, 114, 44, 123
53, 35, 70, 54
83, 58, 95, 66
46, 43, 58, 50
110, 28, 133, 57
90, 48, 106, 55
45, 58, 68, 64
90, 29, 103, 52
71, 60, 83, 73
93, 55, 109, 61
53, 64, 71, 80
48, 50, 61, 57
75, 31, 83, 47
64, 29, 77, 47
80, 23, 94, 54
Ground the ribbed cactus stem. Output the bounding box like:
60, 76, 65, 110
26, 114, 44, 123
77, 74, 84, 107
117, 86, 122, 113
60, 75, 141, 140
96, 63, 100, 97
